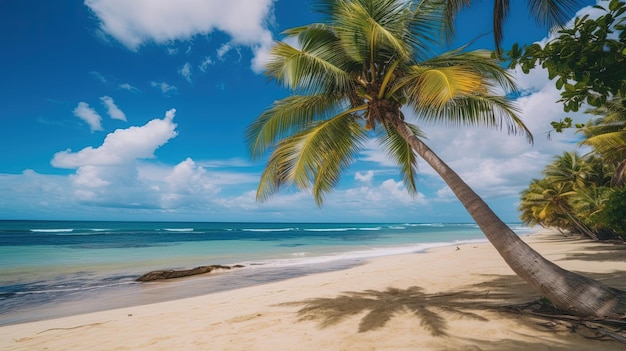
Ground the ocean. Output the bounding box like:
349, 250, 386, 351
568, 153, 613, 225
0, 220, 534, 326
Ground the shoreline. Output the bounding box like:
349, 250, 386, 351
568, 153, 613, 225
0, 231, 501, 327
3, 229, 626, 350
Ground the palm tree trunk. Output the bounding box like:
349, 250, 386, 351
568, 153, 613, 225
388, 115, 626, 318
562, 208, 599, 241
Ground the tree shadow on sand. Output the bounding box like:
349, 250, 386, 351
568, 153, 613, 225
281, 270, 626, 345
280, 286, 503, 336
562, 244, 626, 263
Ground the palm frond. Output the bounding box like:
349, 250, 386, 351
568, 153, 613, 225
264, 36, 353, 94
421, 49, 518, 94
527, 0, 582, 28
256, 112, 368, 205
582, 131, 626, 160
380, 122, 426, 195
407, 0, 454, 59
332, 0, 414, 63
493, 0, 510, 53
401, 65, 486, 108
246, 95, 346, 159
409, 93, 533, 143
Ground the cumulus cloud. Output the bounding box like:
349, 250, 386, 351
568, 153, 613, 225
85, 0, 276, 71
100, 96, 127, 121
44, 109, 228, 211
52, 109, 178, 168
343, 179, 428, 208
73, 102, 103, 132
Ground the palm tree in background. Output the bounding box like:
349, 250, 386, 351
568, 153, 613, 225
519, 178, 574, 231
580, 97, 626, 186
519, 152, 600, 239
246, 0, 626, 317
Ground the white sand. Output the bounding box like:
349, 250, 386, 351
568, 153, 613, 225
3, 229, 626, 350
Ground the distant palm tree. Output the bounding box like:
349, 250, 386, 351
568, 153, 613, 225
544, 151, 592, 190
544, 152, 600, 239
580, 97, 626, 186
519, 178, 572, 230
247, 0, 626, 317
519, 153, 600, 239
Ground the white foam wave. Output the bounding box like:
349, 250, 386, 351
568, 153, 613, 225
239, 239, 488, 269
12, 279, 137, 296
30, 229, 74, 233
164, 228, 194, 232
405, 223, 442, 227
242, 228, 295, 232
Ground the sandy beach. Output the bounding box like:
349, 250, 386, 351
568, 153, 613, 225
2, 229, 626, 350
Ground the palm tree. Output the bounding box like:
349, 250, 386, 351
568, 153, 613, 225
246, 0, 626, 317
519, 154, 600, 239
580, 97, 626, 186
544, 151, 591, 190
519, 178, 574, 231
542, 152, 600, 239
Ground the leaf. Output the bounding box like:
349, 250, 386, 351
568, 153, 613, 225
556, 77, 564, 90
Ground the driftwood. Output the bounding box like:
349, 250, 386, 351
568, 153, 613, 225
136, 264, 244, 282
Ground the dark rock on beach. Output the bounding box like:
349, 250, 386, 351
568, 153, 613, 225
136, 264, 245, 282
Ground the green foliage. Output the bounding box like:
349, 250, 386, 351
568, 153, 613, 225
518, 152, 620, 239
507, 0, 626, 112
594, 188, 626, 238
580, 97, 626, 186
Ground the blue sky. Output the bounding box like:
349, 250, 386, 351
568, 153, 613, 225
0, 0, 601, 223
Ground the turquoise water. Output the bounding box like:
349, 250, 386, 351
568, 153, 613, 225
0, 220, 534, 325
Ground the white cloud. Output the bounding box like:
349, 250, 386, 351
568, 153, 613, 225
100, 96, 127, 121
119, 83, 140, 92
216, 43, 233, 60
71, 165, 111, 188
52, 109, 178, 168
179, 62, 192, 82
90, 71, 107, 83
355, 170, 374, 184
73, 102, 103, 132
343, 178, 428, 207
42, 109, 228, 211
85, 0, 276, 71
199, 56, 214, 72
359, 139, 397, 167
151, 81, 177, 94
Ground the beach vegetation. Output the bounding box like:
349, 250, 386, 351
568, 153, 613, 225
507, 0, 626, 113
512, 2, 625, 240
247, 0, 626, 319
518, 152, 620, 239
